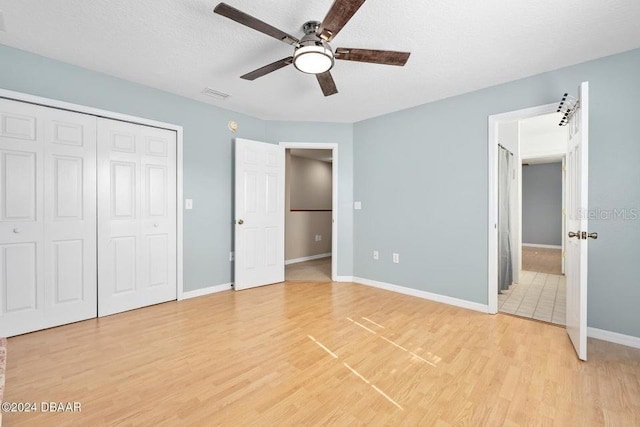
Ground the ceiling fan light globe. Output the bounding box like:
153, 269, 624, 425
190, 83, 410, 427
293, 44, 334, 74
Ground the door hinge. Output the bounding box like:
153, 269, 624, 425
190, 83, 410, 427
562, 251, 566, 258
562, 165, 567, 172
562, 208, 566, 216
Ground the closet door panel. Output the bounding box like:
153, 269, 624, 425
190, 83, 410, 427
2, 242, 38, 312
43, 106, 97, 327
0, 98, 97, 337
98, 118, 176, 317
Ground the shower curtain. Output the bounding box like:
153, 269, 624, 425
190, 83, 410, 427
498, 145, 513, 293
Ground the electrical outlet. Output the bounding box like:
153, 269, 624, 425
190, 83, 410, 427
229, 251, 234, 262
393, 253, 400, 264
354, 201, 362, 210
373, 251, 379, 260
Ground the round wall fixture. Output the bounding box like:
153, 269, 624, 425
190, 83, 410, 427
228, 120, 238, 132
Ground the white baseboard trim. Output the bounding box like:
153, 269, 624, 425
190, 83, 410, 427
587, 327, 640, 349
285, 253, 331, 265
352, 277, 489, 313
180, 283, 233, 300
522, 243, 562, 249
335, 276, 354, 282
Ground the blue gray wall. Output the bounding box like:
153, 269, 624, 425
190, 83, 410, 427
522, 163, 563, 246
0, 44, 354, 291
354, 49, 640, 337
2, 43, 639, 338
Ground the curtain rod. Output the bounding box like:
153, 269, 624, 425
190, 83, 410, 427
498, 143, 514, 156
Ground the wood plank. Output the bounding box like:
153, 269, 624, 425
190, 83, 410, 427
3, 281, 640, 425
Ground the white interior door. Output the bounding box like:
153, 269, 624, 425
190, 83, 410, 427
0, 99, 97, 337
565, 81, 589, 361
97, 118, 177, 316
235, 138, 285, 290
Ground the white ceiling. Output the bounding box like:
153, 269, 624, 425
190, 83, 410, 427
519, 112, 564, 136
519, 112, 567, 164
0, 0, 639, 122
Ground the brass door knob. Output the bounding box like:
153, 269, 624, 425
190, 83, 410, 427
568, 231, 580, 239
237, 219, 244, 225
588, 232, 598, 239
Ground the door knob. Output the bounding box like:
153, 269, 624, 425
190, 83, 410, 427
154, 223, 159, 228
568, 231, 580, 239
237, 219, 244, 225
12, 228, 20, 233
587, 232, 598, 240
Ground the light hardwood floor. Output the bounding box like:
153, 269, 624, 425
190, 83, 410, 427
4, 281, 640, 426
522, 246, 563, 275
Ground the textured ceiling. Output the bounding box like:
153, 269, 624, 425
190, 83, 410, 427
0, 0, 639, 122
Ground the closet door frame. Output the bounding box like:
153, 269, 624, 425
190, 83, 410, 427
0, 88, 185, 301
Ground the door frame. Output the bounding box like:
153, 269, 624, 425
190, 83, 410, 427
487, 102, 557, 314
279, 142, 338, 281
0, 88, 185, 300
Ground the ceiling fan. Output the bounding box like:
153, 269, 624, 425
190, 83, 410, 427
213, 1, 411, 97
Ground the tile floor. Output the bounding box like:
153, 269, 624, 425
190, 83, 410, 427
498, 270, 566, 325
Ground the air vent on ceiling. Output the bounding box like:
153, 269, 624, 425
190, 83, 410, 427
201, 87, 230, 100
0, 10, 6, 32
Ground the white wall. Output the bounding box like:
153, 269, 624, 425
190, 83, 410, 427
520, 113, 568, 160
497, 121, 521, 280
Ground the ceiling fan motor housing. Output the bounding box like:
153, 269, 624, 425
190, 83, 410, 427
293, 21, 335, 74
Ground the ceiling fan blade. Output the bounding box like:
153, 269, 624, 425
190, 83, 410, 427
335, 48, 411, 66
316, 71, 338, 97
214, 3, 299, 46
241, 57, 293, 81
317, 0, 366, 41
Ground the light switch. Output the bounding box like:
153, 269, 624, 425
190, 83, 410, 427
185, 199, 193, 210
393, 253, 400, 264
354, 201, 362, 210
373, 251, 379, 260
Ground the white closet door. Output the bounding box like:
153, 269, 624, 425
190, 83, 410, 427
0, 98, 97, 337
97, 118, 177, 317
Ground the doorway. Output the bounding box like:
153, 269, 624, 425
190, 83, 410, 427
493, 111, 568, 325
280, 143, 338, 282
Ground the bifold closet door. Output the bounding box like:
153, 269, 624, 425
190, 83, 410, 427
0, 98, 97, 337
97, 118, 177, 317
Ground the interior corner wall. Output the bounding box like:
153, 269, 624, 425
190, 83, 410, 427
285, 153, 332, 261
522, 163, 563, 246
0, 44, 356, 290
353, 48, 640, 338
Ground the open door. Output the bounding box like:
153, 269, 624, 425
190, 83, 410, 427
565, 81, 590, 360
234, 138, 285, 290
